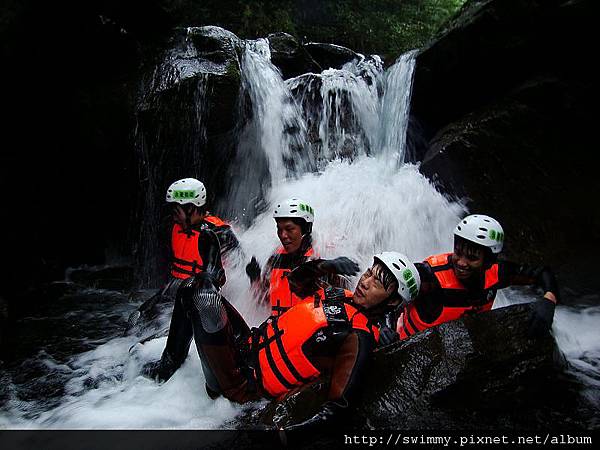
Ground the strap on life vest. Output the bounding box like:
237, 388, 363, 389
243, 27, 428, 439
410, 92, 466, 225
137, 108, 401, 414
255, 288, 375, 398
269, 246, 315, 316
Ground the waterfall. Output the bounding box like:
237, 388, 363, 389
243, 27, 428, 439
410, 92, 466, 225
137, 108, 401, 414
378, 50, 418, 162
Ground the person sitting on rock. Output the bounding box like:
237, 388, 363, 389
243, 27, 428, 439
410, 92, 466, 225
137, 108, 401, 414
127, 177, 239, 331
380, 214, 559, 345
144, 231, 420, 431
245, 197, 358, 317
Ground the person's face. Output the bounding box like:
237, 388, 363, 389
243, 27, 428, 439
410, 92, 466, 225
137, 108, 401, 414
353, 265, 396, 309
276, 218, 303, 254
451, 241, 485, 280
172, 204, 203, 225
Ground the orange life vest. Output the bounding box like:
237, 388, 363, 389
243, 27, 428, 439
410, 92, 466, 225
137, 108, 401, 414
255, 289, 379, 398
398, 252, 500, 340
269, 246, 315, 316
170, 216, 227, 279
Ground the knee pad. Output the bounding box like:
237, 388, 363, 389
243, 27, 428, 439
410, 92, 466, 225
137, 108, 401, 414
179, 287, 227, 333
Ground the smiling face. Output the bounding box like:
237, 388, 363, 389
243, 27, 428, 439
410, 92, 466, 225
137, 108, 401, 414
276, 218, 304, 254
353, 263, 398, 310
451, 237, 486, 280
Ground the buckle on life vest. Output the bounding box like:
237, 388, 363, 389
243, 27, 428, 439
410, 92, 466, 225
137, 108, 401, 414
323, 288, 350, 328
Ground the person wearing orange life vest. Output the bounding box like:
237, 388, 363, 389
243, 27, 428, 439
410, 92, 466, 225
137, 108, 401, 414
144, 236, 420, 432
245, 197, 359, 317
391, 214, 560, 343
126, 178, 239, 331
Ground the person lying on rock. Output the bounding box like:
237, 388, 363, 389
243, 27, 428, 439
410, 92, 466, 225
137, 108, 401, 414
143, 230, 420, 431
245, 197, 357, 318
379, 214, 559, 345
126, 177, 239, 331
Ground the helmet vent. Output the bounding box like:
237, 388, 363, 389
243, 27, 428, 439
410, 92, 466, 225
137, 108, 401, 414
392, 263, 401, 270
457, 226, 462, 231
479, 227, 488, 231
484, 219, 490, 222
476, 234, 486, 239
290, 209, 297, 213
398, 259, 406, 267
462, 220, 467, 224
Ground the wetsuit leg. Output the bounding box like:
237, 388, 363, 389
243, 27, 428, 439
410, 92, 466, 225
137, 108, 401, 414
179, 281, 258, 403
146, 293, 193, 382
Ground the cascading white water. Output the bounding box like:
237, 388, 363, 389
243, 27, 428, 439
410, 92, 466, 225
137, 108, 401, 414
239, 39, 310, 185
378, 50, 418, 162
2, 43, 599, 430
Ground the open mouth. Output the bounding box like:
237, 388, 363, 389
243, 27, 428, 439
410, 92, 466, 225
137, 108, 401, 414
454, 266, 470, 277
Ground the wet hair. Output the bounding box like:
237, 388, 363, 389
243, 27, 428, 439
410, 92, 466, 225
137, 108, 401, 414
289, 217, 312, 235
454, 235, 497, 266
372, 261, 399, 298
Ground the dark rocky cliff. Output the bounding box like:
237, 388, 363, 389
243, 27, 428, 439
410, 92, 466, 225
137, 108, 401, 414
410, 0, 596, 300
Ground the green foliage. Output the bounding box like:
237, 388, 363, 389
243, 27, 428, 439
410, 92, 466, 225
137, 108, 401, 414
167, 0, 467, 56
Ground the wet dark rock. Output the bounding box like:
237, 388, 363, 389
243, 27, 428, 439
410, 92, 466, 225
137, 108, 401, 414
67, 265, 134, 291
134, 26, 245, 286
303, 42, 360, 70
411, 0, 597, 298
267, 32, 322, 79
257, 304, 577, 430
288, 73, 371, 161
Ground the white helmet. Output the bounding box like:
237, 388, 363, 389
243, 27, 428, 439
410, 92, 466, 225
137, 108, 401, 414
373, 252, 421, 304
454, 214, 504, 254
165, 178, 207, 207
273, 198, 314, 223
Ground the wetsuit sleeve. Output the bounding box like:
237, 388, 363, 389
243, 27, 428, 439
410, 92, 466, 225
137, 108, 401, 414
498, 261, 560, 302
327, 329, 375, 403
415, 262, 439, 294
197, 230, 226, 287
213, 225, 240, 255
407, 262, 445, 324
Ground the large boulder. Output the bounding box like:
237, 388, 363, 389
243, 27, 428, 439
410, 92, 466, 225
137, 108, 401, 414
134, 26, 245, 286
410, 0, 596, 298
267, 32, 322, 79
303, 42, 360, 70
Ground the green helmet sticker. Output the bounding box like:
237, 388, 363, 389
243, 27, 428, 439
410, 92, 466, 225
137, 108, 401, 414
402, 269, 413, 281
173, 190, 196, 199
299, 203, 314, 215
488, 229, 504, 242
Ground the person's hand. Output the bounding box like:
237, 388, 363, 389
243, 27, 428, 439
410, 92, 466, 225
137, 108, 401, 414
318, 257, 360, 276
528, 298, 556, 337
245, 256, 261, 283
378, 325, 399, 346
287, 263, 322, 298
280, 401, 345, 444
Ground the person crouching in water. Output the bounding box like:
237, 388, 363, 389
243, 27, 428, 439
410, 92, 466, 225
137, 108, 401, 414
127, 177, 239, 330
245, 197, 358, 317
144, 231, 420, 429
